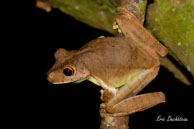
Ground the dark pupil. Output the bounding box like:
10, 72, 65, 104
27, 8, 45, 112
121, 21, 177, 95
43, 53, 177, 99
63, 68, 73, 76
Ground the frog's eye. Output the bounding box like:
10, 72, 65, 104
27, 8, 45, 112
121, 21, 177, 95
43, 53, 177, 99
63, 66, 74, 76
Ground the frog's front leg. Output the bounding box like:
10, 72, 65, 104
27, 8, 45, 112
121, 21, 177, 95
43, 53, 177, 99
115, 7, 168, 57
100, 66, 165, 117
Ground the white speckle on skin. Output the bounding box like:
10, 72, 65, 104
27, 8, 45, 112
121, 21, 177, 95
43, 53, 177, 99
98, 36, 105, 38
99, 11, 105, 15
75, 6, 79, 10
154, 18, 159, 22
186, 66, 191, 71
172, 8, 176, 12
177, 42, 182, 46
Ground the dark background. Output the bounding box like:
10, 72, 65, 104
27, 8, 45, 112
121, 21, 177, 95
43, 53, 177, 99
9, 1, 193, 129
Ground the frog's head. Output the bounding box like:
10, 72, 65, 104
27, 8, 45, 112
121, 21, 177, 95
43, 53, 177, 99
47, 48, 90, 84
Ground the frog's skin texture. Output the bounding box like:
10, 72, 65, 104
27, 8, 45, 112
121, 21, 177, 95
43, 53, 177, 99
47, 7, 168, 117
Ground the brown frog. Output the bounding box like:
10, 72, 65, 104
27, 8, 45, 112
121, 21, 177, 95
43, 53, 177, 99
47, 7, 168, 117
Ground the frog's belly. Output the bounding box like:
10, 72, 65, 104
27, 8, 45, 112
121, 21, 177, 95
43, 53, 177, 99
88, 69, 144, 89
108, 69, 144, 88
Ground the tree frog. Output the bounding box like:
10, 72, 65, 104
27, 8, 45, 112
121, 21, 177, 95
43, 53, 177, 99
47, 7, 168, 117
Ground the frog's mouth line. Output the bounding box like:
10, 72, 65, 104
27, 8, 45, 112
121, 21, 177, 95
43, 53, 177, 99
51, 78, 87, 84
73, 77, 87, 83
52, 82, 66, 84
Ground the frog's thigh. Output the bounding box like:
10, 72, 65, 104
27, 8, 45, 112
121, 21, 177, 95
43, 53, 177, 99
106, 66, 160, 113
129, 66, 160, 97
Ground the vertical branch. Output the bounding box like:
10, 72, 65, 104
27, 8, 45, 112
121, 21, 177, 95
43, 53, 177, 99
100, 116, 129, 129
100, 1, 147, 129
121, 0, 147, 24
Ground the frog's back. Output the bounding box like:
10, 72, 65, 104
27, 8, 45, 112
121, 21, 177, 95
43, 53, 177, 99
79, 37, 156, 68
78, 37, 137, 69
77, 37, 157, 87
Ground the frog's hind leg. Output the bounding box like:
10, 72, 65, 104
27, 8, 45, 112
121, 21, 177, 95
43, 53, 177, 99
103, 66, 165, 116
100, 92, 165, 117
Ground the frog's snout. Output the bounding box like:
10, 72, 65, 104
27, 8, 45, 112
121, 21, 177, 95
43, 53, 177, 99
46, 72, 55, 83
47, 71, 67, 84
